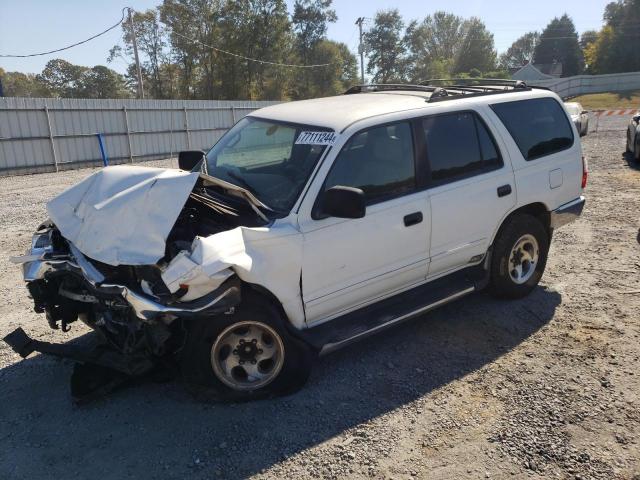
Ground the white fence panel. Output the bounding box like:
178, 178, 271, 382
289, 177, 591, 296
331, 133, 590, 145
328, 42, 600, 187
0, 97, 279, 176
528, 71, 640, 99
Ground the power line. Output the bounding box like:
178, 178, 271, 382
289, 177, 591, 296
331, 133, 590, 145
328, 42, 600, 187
0, 8, 128, 58
171, 31, 331, 69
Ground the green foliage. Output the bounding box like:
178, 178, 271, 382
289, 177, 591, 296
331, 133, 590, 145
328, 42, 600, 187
364, 9, 407, 83
403, 12, 496, 82
0, 70, 51, 97
499, 32, 539, 70
24, 59, 130, 99
533, 14, 583, 76
452, 17, 497, 74
404, 12, 466, 82
586, 0, 640, 74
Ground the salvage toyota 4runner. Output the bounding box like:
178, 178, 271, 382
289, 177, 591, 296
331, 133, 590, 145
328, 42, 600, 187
5, 80, 586, 401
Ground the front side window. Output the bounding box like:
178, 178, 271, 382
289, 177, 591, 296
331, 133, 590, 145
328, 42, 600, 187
323, 122, 416, 203
205, 117, 330, 212
490, 97, 574, 161
423, 112, 502, 184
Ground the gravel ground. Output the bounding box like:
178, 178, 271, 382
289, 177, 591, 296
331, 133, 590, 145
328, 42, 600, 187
0, 115, 638, 479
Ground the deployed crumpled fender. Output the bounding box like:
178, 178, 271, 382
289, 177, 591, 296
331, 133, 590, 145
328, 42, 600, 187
162, 225, 305, 327
47, 165, 200, 266
46, 165, 307, 327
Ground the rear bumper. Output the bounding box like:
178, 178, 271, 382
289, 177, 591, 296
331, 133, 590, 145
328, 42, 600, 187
550, 196, 585, 229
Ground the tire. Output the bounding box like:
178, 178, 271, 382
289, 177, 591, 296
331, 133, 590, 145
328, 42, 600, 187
489, 214, 549, 299
635, 138, 640, 163
180, 290, 314, 402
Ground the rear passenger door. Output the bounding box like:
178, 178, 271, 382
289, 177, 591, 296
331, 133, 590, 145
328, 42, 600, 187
424, 110, 516, 278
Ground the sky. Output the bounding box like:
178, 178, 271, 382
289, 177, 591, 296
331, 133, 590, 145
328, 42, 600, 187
0, 0, 610, 75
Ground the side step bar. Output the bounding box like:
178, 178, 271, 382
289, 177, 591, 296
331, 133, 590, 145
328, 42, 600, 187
299, 264, 486, 355
319, 286, 475, 355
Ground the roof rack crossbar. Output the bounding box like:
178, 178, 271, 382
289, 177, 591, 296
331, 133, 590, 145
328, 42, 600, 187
344, 84, 438, 95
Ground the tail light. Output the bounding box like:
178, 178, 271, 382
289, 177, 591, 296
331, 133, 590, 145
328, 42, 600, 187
581, 155, 588, 189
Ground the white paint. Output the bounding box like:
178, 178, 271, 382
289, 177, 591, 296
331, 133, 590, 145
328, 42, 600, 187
47, 165, 199, 266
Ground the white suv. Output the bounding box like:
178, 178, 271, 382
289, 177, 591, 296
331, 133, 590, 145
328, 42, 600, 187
6, 81, 586, 401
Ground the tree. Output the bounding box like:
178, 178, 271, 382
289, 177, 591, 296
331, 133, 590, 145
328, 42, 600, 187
499, 32, 539, 70
36, 59, 88, 97
0, 71, 51, 97
453, 17, 496, 74
291, 0, 337, 98
587, 0, 640, 74
365, 9, 406, 83
579, 30, 598, 51
533, 14, 583, 76
109, 9, 170, 98
81, 66, 131, 98
291, 40, 356, 98
404, 12, 466, 82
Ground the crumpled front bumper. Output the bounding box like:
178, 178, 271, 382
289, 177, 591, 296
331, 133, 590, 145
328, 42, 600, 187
14, 227, 240, 324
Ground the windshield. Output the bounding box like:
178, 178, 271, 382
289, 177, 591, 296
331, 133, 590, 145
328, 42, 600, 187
565, 103, 581, 115
205, 117, 332, 212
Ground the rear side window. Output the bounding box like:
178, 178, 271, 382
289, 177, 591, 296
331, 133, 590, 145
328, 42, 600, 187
422, 112, 502, 184
491, 97, 574, 161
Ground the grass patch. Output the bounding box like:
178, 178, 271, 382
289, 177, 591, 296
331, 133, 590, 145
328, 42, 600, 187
571, 90, 640, 110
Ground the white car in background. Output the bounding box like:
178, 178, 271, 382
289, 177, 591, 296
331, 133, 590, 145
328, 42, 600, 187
564, 102, 589, 137
626, 111, 640, 163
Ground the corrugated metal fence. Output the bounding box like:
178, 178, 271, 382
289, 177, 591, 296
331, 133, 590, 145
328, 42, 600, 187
0, 97, 279, 176
528, 71, 640, 99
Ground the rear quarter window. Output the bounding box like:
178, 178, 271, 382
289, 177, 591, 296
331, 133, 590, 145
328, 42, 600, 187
490, 97, 574, 161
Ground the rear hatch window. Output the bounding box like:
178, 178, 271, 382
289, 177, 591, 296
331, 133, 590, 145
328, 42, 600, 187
491, 97, 574, 161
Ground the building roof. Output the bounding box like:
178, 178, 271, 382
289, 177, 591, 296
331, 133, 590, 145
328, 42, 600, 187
511, 63, 554, 81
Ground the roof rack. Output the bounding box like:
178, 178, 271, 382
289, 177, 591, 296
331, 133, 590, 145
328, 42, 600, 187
344, 84, 439, 95
343, 78, 547, 103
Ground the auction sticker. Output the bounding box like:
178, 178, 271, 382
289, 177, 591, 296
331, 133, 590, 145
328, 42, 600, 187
295, 131, 338, 146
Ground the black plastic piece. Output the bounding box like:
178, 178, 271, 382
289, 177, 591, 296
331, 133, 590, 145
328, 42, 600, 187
319, 186, 366, 219
178, 150, 205, 171
403, 211, 423, 227
2, 327, 154, 376
497, 184, 512, 197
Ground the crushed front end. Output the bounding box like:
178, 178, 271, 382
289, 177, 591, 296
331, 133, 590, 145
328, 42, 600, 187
4, 221, 241, 400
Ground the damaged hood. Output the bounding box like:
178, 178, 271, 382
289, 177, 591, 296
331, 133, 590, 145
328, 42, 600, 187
47, 165, 200, 266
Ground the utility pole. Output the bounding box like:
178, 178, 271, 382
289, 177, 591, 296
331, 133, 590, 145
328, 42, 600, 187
355, 17, 365, 84
128, 8, 144, 99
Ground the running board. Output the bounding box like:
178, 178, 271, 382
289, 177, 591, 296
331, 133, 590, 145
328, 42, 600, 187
299, 265, 484, 356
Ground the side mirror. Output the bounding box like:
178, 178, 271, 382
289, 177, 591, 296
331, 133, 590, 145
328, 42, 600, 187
581, 110, 588, 115
178, 150, 205, 171
321, 186, 366, 219
633, 114, 640, 123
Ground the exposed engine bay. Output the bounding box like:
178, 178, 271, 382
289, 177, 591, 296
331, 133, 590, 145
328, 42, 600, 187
4, 166, 273, 401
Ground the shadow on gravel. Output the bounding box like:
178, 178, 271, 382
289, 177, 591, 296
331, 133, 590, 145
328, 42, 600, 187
623, 151, 640, 170
0, 287, 560, 479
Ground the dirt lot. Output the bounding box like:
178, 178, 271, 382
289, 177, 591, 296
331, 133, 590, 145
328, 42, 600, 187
0, 115, 638, 480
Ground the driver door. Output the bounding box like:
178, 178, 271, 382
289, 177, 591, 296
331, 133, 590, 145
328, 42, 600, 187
299, 121, 431, 325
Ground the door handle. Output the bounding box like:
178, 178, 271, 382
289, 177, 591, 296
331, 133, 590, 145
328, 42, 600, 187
404, 211, 423, 227
497, 184, 512, 197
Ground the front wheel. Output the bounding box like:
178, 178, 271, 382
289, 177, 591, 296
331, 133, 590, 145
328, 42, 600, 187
489, 214, 549, 299
181, 291, 314, 401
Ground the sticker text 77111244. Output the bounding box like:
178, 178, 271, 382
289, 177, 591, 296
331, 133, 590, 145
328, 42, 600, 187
295, 131, 338, 146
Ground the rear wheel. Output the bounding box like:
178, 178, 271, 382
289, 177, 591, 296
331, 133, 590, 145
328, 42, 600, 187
181, 291, 314, 401
489, 214, 549, 299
